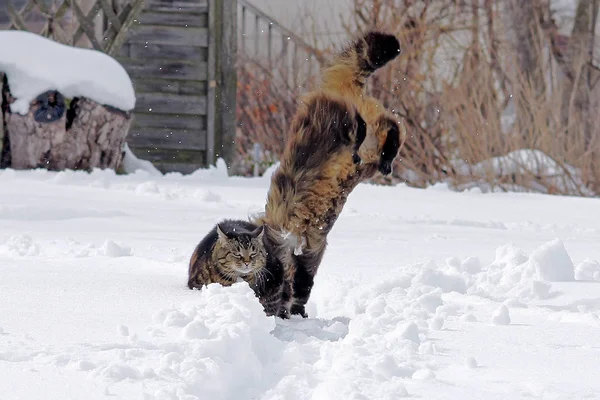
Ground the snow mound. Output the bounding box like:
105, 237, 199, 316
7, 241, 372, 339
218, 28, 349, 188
465, 357, 478, 369
122, 143, 163, 177
98, 240, 132, 257
82, 275, 441, 399
472, 149, 568, 177
574, 259, 600, 281
469, 239, 574, 301
491, 304, 511, 325
186, 158, 230, 180
0, 31, 135, 114
0, 234, 40, 257
126, 283, 280, 399
453, 149, 591, 195
528, 239, 574, 281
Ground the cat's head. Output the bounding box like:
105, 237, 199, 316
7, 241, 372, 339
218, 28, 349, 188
216, 224, 267, 275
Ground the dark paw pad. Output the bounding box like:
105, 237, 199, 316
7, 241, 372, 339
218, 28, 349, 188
290, 304, 308, 318
378, 159, 393, 175
365, 32, 401, 69
377, 122, 400, 176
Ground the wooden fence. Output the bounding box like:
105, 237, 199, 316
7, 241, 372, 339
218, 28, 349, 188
232, 0, 324, 175
120, 0, 237, 173
1, 0, 237, 174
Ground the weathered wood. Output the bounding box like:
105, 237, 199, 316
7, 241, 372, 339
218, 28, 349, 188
118, 0, 236, 173
128, 126, 206, 150
136, 93, 207, 115
71, 1, 104, 50
120, 58, 208, 80
99, 0, 123, 32
145, 0, 208, 13
5, 92, 132, 171
127, 25, 208, 46
129, 146, 205, 166
6, 1, 29, 31
138, 10, 209, 27
153, 162, 204, 174
133, 112, 207, 130
6, 0, 145, 56
212, 0, 237, 166
132, 78, 207, 96
206, 0, 216, 164
106, 0, 146, 56
122, 43, 208, 62
0, 73, 5, 165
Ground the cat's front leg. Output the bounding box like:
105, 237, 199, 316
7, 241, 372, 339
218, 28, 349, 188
378, 117, 401, 175
254, 259, 287, 318
288, 249, 325, 318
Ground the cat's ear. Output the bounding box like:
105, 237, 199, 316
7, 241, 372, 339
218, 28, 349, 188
216, 224, 229, 241
251, 225, 264, 240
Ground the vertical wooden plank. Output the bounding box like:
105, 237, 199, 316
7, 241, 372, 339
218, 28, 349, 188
206, 0, 217, 165
267, 22, 272, 65
282, 33, 289, 87
254, 14, 259, 56
293, 42, 299, 88
241, 5, 246, 54
0, 73, 4, 164
214, 0, 237, 167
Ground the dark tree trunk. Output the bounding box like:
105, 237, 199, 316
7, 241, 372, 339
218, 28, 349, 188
1, 77, 132, 171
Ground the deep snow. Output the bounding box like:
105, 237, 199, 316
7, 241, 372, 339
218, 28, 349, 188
0, 31, 135, 114
2, 164, 600, 399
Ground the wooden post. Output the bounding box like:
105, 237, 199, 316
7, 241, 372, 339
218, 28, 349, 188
0, 73, 5, 166
208, 0, 237, 168
206, 0, 217, 165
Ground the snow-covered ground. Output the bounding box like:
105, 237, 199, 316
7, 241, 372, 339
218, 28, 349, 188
2, 164, 600, 399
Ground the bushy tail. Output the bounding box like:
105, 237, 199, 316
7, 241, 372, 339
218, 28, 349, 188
320, 31, 401, 98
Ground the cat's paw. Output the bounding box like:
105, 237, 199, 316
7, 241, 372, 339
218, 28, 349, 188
378, 120, 401, 176
290, 304, 308, 318
378, 159, 394, 175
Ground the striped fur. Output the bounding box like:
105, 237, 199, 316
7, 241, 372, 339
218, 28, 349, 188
188, 219, 285, 317
253, 31, 404, 317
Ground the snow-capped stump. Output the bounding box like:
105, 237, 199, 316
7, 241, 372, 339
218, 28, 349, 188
0, 31, 135, 172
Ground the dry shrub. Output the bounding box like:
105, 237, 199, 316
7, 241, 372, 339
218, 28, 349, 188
236, 0, 600, 196
234, 36, 322, 176
343, 0, 600, 196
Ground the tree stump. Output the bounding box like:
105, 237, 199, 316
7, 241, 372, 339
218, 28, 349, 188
0, 77, 133, 171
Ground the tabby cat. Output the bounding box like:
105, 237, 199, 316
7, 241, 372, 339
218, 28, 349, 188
187, 219, 285, 317
253, 31, 404, 318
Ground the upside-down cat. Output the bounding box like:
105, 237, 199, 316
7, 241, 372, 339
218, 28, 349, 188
252, 31, 405, 317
